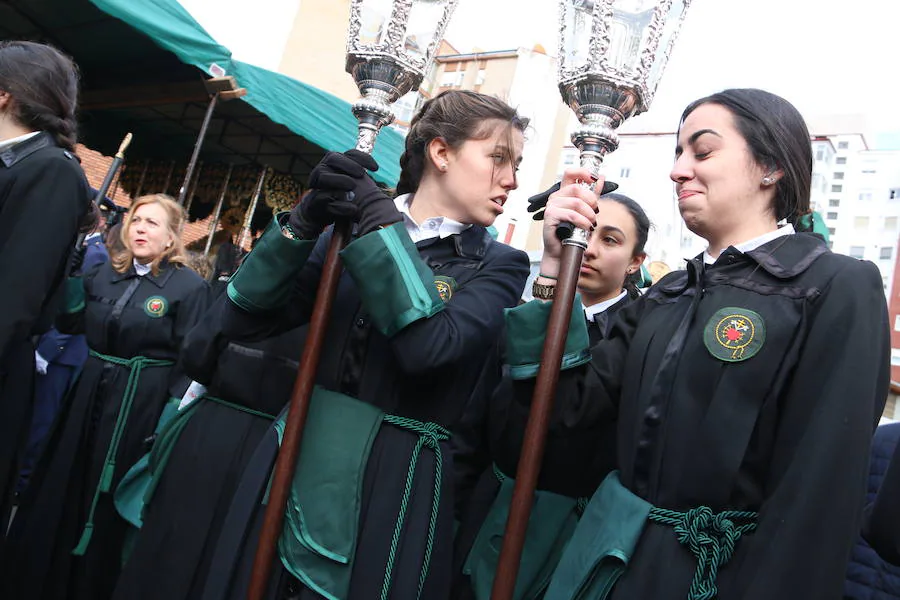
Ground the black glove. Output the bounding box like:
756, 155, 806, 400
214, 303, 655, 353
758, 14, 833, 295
68, 244, 87, 277
527, 179, 620, 221
288, 151, 368, 238
304, 150, 402, 237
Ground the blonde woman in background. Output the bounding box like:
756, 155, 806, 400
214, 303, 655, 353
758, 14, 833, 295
2, 194, 209, 600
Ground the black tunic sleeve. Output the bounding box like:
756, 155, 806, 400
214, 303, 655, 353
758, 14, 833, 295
865, 435, 900, 565
0, 153, 86, 360
220, 230, 329, 342
731, 259, 891, 599
386, 245, 529, 375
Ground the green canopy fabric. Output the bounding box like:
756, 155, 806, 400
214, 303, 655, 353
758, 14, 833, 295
89, 0, 403, 185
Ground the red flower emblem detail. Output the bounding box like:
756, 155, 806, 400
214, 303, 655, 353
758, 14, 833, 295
724, 326, 743, 342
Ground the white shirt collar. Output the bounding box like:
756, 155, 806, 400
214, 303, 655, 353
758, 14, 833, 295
703, 224, 795, 265
393, 193, 471, 243
133, 259, 151, 277
583, 290, 628, 322
0, 131, 41, 152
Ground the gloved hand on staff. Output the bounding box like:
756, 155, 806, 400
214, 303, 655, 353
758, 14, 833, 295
527, 178, 619, 220
290, 150, 402, 239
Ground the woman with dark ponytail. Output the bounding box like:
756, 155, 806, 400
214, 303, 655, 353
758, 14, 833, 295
109, 90, 531, 600
0, 40, 89, 534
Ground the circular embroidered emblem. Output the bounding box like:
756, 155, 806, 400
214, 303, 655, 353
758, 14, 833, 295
703, 307, 765, 362
144, 296, 168, 318
433, 276, 458, 303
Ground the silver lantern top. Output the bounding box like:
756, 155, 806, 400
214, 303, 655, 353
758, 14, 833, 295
557, 0, 691, 248
346, 0, 459, 154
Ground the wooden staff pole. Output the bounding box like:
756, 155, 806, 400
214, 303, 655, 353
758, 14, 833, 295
247, 218, 351, 600
490, 237, 586, 600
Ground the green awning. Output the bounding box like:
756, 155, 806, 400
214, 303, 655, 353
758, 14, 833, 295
89, 0, 403, 185
0, 0, 402, 186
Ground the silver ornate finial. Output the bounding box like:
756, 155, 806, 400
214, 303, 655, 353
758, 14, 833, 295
558, 0, 692, 247
346, 0, 459, 154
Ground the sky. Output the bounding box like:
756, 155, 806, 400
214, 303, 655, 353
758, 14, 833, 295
181, 0, 900, 148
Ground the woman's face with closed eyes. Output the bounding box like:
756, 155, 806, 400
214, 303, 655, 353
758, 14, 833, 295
670, 103, 772, 243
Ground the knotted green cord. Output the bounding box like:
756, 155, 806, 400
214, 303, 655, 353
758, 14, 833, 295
649, 505, 758, 600
72, 351, 173, 555
379, 416, 450, 600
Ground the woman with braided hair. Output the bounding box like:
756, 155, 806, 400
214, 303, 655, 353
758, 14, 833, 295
119, 90, 531, 600
0, 40, 91, 535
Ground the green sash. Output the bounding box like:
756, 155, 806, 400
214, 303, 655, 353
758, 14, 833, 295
463, 467, 582, 600
72, 351, 174, 556
545, 472, 758, 600
276, 388, 450, 600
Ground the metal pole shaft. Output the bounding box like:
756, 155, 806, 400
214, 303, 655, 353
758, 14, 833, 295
178, 93, 220, 205
237, 167, 267, 250
163, 160, 176, 196
490, 241, 585, 600
134, 158, 149, 200
204, 164, 233, 256
184, 161, 204, 214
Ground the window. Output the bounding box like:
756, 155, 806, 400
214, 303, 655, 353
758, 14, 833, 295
439, 70, 458, 87
562, 154, 576, 165
815, 146, 825, 160
619, 167, 631, 178
849, 246, 865, 258
827, 241, 833, 249
890, 188, 900, 200
838, 141, 849, 149
828, 227, 836, 236
829, 199, 840, 207
854, 216, 870, 229
831, 185, 842, 193
896, 315, 900, 332
826, 212, 838, 220
880, 247, 893, 260
833, 172, 844, 180
836, 157, 847, 165
862, 169, 876, 174
475, 68, 486, 86
892, 348, 900, 367
886, 216, 898, 230
859, 191, 873, 201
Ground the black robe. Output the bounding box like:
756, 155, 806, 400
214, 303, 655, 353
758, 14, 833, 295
0, 132, 89, 530
511, 234, 890, 599
199, 224, 529, 600
0, 261, 208, 600
111, 318, 307, 600
451, 294, 632, 599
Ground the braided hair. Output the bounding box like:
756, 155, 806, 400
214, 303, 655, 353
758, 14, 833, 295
0, 41, 79, 152
396, 90, 529, 196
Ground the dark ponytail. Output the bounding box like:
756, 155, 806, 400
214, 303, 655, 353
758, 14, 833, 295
0, 41, 80, 152
396, 90, 529, 196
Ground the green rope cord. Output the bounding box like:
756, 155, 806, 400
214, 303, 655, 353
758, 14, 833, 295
72, 350, 174, 556
649, 506, 758, 600
379, 415, 450, 600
